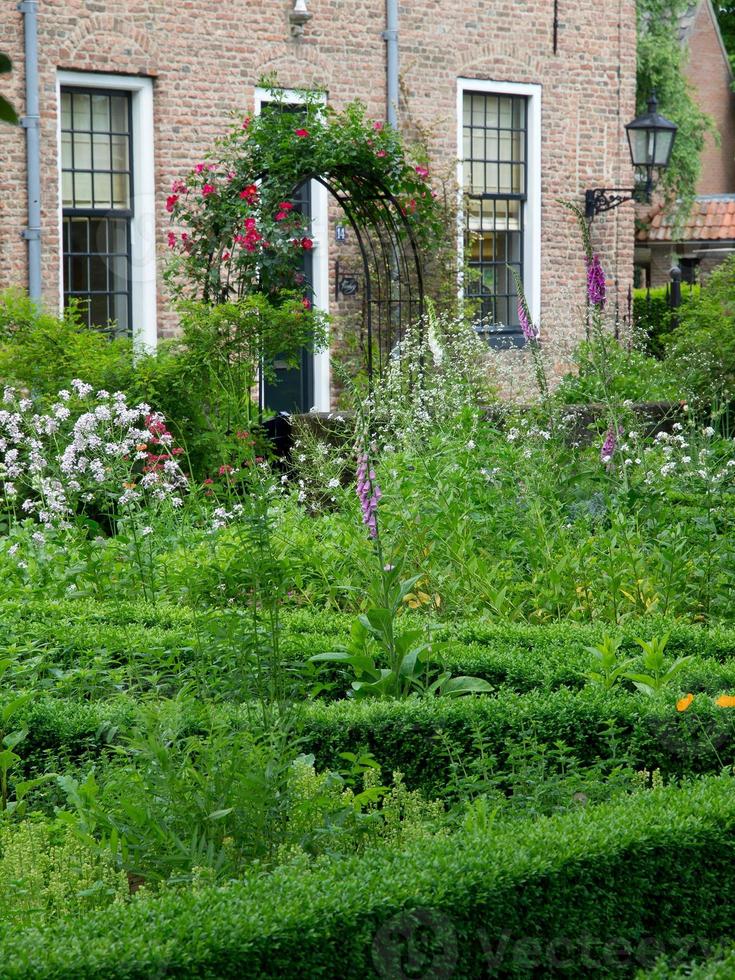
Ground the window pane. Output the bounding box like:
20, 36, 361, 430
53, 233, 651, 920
112, 173, 129, 209
90, 253, 108, 292
68, 217, 88, 253
111, 135, 129, 172
110, 96, 129, 133
109, 255, 128, 288
89, 293, 109, 328
89, 218, 108, 254
69, 254, 88, 291
61, 171, 73, 207
73, 132, 91, 169
93, 133, 111, 170
109, 219, 128, 253
91, 94, 110, 131
73, 172, 92, 207
499, 97, 513, 128
61, 132, 72, 170
93, 172, 112, 209
72, 93, 91, 130
111, 294, 129, 334
60, 92, 72, 129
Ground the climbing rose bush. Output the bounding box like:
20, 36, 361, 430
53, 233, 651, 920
165, 91, 440, 303
0, 381, 187, 529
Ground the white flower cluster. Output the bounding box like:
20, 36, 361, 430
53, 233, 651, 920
371, 310, 495, 449
618, 425, 735, 489
0, 383, 187, 530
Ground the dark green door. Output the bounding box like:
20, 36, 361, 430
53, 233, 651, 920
261, 161, 314, 413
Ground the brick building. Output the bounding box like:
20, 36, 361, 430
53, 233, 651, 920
1, 0, 636, 409
636, 0, 735, 287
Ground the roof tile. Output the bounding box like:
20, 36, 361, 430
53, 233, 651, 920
637, 196, 735, 242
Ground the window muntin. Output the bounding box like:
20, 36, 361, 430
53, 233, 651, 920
463, 92, 527, 339
60, 87, 133, 334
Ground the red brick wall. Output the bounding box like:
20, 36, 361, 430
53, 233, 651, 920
0, 0, 636, 382
685, 0, 735, 195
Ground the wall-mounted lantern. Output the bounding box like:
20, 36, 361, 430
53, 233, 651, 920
585, 94, 678, 219
289, 0, 312, 37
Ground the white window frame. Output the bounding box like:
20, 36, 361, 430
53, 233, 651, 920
56, 71, 157, 350
456, 78, 542, 337
254, 86, 330, 412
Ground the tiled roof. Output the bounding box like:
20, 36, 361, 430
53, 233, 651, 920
636, 195, 735, 242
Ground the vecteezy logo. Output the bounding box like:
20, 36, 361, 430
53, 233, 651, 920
372, 907, 458, 979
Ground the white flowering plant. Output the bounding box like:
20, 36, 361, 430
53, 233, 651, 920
0, 381, 188, 536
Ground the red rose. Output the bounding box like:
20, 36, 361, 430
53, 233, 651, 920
295, 128, 309, 138
165, 194, 179, 212
301, 237, 313, 250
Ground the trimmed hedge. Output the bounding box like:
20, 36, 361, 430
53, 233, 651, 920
2, 776, 735, 977
15, 687, 735, 797
6, 601, 735, 698
640, 946, 735, 979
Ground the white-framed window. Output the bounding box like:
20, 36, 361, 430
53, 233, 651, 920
457, 78, 541, 344
254, 86, 330, 413
56, 71, 157, 349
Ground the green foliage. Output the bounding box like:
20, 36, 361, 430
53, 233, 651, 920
0, 818, 128, 926
0, 52, 18, 126
0, 290, 136, 396
0, 289, 302, 480
714, 1, 735, 68
637, 0, 716, 214
175, 293, 327, 429
625, 633, 692, 695
633, 284, 700, 358
665, 255, 735, 404
555, 336, 682, 403
312, 579, 492, 699
585, 635, 637, 690
3, 777, 735, 977
14, 683, 735, 801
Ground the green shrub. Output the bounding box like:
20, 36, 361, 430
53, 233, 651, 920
0, 289, 136, 396
633, 284, 699, 358
664, 256, 735, 407
13, 686, 735, 799
2, 776, 735, 977
0, 290, 262, 479
0, 818, 128, 925
555, 338, 681, 405
7, 602, 735, 701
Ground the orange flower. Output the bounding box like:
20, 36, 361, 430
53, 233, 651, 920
135, 443, 147, 452
715, 694, 735, 708
122, 481, 137, 490
676, 693, 694, 713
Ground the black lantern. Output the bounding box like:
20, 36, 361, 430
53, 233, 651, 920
585, 93, 678, 219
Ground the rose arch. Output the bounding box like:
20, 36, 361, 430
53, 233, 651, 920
165, 94, 438, 386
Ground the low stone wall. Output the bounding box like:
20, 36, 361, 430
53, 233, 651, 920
282, 401, 684, 453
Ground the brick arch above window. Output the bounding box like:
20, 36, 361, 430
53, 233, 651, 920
61, 15, 156, 69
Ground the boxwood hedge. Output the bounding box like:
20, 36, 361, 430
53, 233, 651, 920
6, 600, 735, 697
1, 776, 735, 978
16, 687, 735, 797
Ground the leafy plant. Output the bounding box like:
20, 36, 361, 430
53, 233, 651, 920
585, 635, 637, 690
0, 53, 18, 126
312, 564, 491, 699
624, 633, 693, 695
